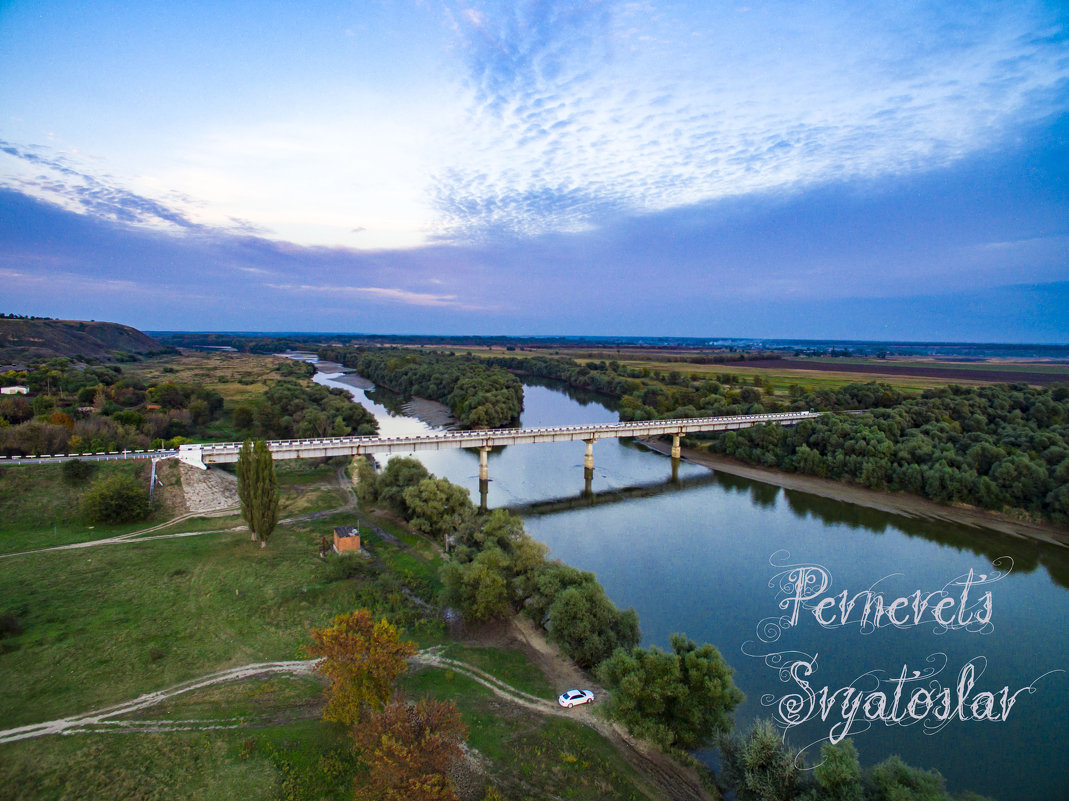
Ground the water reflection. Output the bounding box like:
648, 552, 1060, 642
507, 471, 721, 516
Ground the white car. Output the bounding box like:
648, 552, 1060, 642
557, 689, 594, 708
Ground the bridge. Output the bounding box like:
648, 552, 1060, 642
0, 411, 821, 482
173, 410, 819, 476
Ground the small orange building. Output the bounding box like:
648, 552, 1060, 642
333, 526, 361, 554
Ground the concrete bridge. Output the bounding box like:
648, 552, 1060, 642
174, 410, 820, 478
0, 411, 822, 487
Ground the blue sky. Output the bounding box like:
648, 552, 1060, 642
1, 0, 1067, 340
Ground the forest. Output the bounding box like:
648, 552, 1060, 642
0, 356, 376, 456
321, 347, 523, 428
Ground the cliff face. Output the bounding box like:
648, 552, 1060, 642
0, 318, 166, 361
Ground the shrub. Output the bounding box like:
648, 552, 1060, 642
61, 459, 95, 484
82, 472, 152, 524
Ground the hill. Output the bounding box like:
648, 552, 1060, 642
0, 318, 167, 361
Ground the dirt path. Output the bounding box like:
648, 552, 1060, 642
0, 648, 714, 801
0, 660, 319, 744
417, 643, 713, 801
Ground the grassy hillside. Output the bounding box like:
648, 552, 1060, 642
0, 318, 167, 361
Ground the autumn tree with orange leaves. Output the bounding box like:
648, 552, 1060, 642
352, 698, 468, 801
306, 609, 417, 726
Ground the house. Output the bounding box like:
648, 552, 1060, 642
0, 386, 28, 395
333, 526, 362, 554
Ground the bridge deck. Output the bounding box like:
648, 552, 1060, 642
180, 411, 819, 468
0, 411, 822, 468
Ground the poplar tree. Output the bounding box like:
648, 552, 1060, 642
250, 439, 278, 547
236, 439, 278, 547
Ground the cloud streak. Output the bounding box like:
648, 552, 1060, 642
265, 282, 498, 311
0, 140, 199, 230
430, 0, 1069, 240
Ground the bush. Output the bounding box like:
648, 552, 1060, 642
61, 459, 95, 484
82, 472, 153, 524
598, 634, 742, 749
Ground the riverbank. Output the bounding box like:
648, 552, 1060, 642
638, 438, 1069, 549
327, 370, 458, 428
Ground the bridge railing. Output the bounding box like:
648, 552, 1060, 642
1, 410, 827, 465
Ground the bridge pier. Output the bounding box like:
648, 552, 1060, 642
479, 447, 490, 482
671, 433, 681, 460
584, 439, 595, 470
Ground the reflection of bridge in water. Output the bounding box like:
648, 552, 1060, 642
505, 467, 721, 516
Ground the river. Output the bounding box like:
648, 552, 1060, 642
315, 368, 1069, 801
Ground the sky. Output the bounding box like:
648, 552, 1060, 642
1, 0, 1067, 341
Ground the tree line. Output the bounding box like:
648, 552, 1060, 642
0, 356, 377, 456
0, 359, 227, 455
322, 347, 523, 429
710, 383, 1069, 524
231, 379, 378, 440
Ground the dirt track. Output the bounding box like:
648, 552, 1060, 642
0, 646, 713, 801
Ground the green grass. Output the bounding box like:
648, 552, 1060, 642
126, 672, 324, 723
0, 461, 177, 554
0, 524, 438, 728
442, 644, 555, 698
0, 718, 359, 801
401, 666, 655, 800
0, 454, 666, 801
360, 524, 444, 602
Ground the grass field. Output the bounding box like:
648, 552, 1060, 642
0, 457, 665, 801
0, 461, 175, 554
125, 351, 300, 405
401, 665, 655, 800
456, 344, 1067, 394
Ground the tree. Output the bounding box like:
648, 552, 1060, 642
250, 440, 278, 547
813, 740, 863, 801
597, 634, 743, 749
306, 609, 417, 726
546, 582, 640, 670
524, 562, 597, 627
377, 457, 431, 515
870, 755, 947, 801
442, 509, 548, 623
718, 718, 804, 801
353, 456, 379, 507
351, 698, 468, 801
441, 548, 513, 622
402, 477, 474, 552
62, 458, 95, 484
82, 472, 152, 524
237, 439, 278, 547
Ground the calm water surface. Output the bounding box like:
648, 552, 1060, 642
318, 370, 1069, 801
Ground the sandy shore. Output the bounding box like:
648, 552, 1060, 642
328, 371, 374, 390
402, 397, 457, 428
327, 371, 458, 427
314, 360, 347, 373
638, 438, 1069, 549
